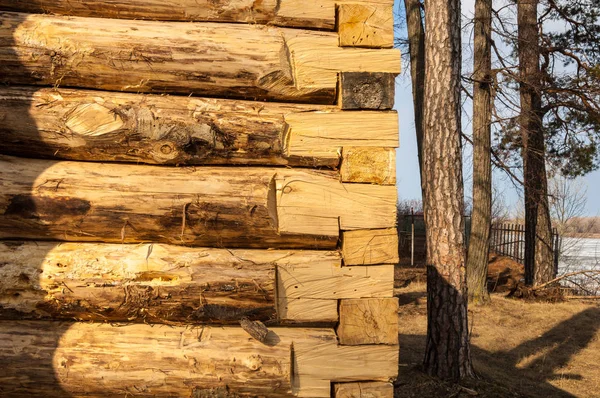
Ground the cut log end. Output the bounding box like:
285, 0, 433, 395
337, 298, 399, 345
334, 381, 394, 398
341, 147, 397, 184
338, 4, 395, 48
339, 72, 396, 110
342, 229, 400, 265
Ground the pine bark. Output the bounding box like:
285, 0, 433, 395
517, 0, 555, 286
403, 0, 425, 179
466, 0, 493, 305
422, 0, 474, 380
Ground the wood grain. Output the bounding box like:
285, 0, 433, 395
339, 72, 396, 110
0, 12, 400, 103
337, 298, 399, 345
0, 322, 397, 397
341, 147, 397, 184
0, 0, 394, 30
338, 4, 395, 48
342, 229, 400, 265
334, 382, 394, 398
0, 86, 398, 168
0, 155, 396, 247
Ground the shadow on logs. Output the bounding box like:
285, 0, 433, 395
0, 12, 71, 397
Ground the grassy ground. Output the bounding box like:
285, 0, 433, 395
394, 257, 600, 398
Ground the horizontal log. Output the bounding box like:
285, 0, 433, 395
0, 242, 393, 325
0, 86, 398, 167
0, 0, 393, 29
0, 12, 400, 103
294, 338, 398, 397
0, 241, 278, 324
0, 322, 398, 397
274, 175, 397, 236
0, 155, 396, 247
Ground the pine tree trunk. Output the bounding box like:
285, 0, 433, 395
517, 0, 555, 286
466, 0, 492, 305
403, 0, 425, 179
422, 0, 474, 380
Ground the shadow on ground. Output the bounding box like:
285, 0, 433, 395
395, 298, 600, 398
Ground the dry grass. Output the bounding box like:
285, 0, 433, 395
394, 265, 600, 398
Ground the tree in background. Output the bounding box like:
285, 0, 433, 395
403, 0, 425, 183
466, 0, 494, 305
517, 0, 555, 285
492, 0, 600, 285
422, 0, 475, 379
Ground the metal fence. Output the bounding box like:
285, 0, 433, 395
490, 223, 562, 271
397, 216, 562, 271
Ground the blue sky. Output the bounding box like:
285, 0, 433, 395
392, 0, 600, 216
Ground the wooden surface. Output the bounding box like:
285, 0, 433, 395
0, 155, 396, 247
0, 86, 398, 167
341, 147, 397, 184
0, 242, 350, 324
339, 72, 396, 110
338, 4, 394, 48
0, 241, 275, 323
0, 322, 398, 397
0, 12, 400, 103
342, 229, 400, 265
0, 0, 394, 29
284, 111, 398, 161
277, 298, 339, 324
334, 382, 394, 398
338, 298, 399, 345
0, 242, 395, 325
274, 174, 397, 236
278, 263, 393, 301
294, 337, 398, 397
0, 3, 401, 394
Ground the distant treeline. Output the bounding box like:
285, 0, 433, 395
562, 217, 600, 237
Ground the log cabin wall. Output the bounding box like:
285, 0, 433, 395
0, 2, 400, 397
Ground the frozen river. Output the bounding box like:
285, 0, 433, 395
559, 237, 600, 294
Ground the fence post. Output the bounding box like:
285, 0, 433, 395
553, 228, 560, 277
410, 207, 415, 267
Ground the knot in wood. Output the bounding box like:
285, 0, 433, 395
243, 354, 263, 371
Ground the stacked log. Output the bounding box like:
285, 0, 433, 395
0, 2, 400, 397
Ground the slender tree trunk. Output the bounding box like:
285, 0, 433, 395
466, 0, 493, 305
517, 0, 555, 286
422, 0, 475, 380
403, 0, 426, 182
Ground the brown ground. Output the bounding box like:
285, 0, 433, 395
394, 256, 600, 398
